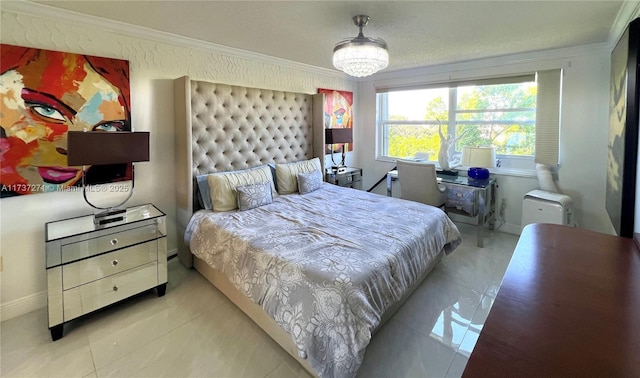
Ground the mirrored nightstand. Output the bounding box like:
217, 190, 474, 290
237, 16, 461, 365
45, 203, 168, 340
325, 167, 363, 190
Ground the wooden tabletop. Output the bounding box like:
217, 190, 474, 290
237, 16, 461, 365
463, 223, 640, 377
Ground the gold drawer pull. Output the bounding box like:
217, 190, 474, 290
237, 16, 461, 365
112, 285, 118, 292
111, 260, 118, 267
110, 239, 118, 246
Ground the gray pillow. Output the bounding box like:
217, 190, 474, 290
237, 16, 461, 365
297, 170, 323, 195
196, 174, 213, 210
267, 163, 278, 192
236, 181, 273, 211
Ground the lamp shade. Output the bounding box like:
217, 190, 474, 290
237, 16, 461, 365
461, 146, 496, 168
325, 128, 353, 144
67, 131, 150, 166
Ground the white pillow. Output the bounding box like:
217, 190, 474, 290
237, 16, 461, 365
207, 165, 276, 212
275, 157, 322, 194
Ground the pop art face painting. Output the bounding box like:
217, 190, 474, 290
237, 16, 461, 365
318, 88, 353, 154
0, 45, 131, 197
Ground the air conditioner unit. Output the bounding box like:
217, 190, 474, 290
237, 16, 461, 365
521, 189, 574, 231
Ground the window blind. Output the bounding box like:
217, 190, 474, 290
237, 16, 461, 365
375, 74, 536, 93
534, 69, 562, 166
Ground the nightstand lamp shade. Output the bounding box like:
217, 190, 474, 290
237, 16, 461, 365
67, 131, 150, 226
461, 146, 496, 180
325, 128, 353, 172
325, 128, 353, 145
67, 131, 149, 166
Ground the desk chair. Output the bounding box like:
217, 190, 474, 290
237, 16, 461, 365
396, 160, 447, 210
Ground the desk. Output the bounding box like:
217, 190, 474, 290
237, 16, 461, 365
387, 170, 496, 247
463, 224, 640, 377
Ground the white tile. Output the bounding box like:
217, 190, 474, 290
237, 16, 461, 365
471, 295, 495, 327
1, 225, 517, 378
455, 293, 496, 359
445, 352, 469, 378
266, 362, 310, 378
0, 309, 94, 378
428, 247, 495, 295
457, 326, 481, 358
86, 260, 228, 368
95, 311, 284, 378
393, 272, 483, 352
358, 318, 456, 378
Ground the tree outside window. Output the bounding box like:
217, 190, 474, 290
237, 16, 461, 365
379, 80, 537, 162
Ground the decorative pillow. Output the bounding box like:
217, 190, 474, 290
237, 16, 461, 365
297, 170, 323, 195
196, 174, 213, 210
267, 163, 278, 192
236, 181, 273, 211
275, 157, 322, 194
207, 165, 277, 212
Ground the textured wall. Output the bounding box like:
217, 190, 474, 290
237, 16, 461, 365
0, 4, 354, 319
1, 10, 349, 92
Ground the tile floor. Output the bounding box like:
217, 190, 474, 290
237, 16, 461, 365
1, 222, 519, 378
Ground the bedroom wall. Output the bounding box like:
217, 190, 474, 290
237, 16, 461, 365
0, 3, 354, 320
356, 46, 614, 235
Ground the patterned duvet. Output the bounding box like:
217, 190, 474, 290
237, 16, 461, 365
185, 183, 462, 377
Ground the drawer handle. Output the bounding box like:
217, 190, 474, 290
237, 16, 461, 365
112, 285, 118, 292
111, 260, 118, 267
110, 239, 118, 246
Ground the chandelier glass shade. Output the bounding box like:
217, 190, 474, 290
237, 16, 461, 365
333, 15, 388, 77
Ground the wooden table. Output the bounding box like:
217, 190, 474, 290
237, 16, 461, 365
463, 223, 640, 377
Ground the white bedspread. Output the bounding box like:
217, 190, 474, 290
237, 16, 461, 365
185, 184, 462, 377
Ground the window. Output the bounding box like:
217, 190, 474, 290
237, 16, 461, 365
376, 70, 562, 170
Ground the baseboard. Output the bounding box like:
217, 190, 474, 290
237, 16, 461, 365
497, 222, 522, 236
448, 213, 522, 236
1, 291, 47, 322
1, 248, 178, 322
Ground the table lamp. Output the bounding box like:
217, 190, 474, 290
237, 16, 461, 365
325, 128, 353, 173
67, 131, 150, 226
461, 146, 496, 180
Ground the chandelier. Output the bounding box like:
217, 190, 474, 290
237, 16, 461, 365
333, 15, 389, 77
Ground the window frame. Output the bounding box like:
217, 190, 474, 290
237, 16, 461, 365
376, 77, 538, 170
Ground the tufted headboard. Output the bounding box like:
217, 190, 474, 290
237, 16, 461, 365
174, 76, 325, 267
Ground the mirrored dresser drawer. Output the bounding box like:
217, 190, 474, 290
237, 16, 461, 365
45, 204, 167, 341
325, 167, 363, 190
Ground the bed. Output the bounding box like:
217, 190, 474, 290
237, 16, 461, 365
174, 77, 462, 377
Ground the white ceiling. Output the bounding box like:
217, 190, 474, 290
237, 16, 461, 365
31, 1, 637, 73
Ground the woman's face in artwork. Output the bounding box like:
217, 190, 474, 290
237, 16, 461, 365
0, 49, 129, 195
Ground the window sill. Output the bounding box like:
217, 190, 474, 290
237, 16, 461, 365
488, 167, 537, 179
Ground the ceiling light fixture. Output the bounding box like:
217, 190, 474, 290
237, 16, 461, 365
333, 15, 388, 77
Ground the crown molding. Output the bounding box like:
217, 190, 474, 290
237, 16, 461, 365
1, 0, 349, 80
366, 42, 611, 83
607, 0, 640, 48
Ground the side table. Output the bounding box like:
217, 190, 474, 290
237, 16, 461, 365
325, 167, 363, 190
45, 203, 168, 340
